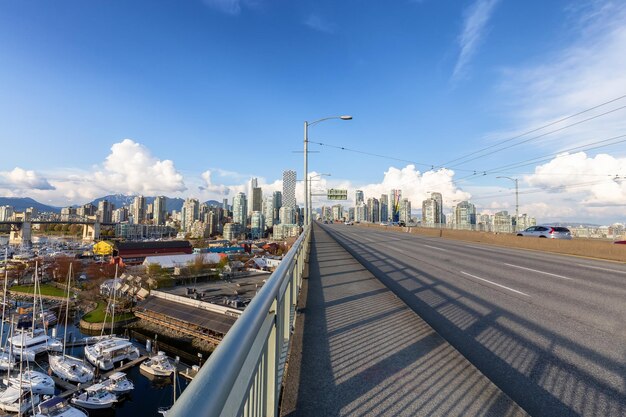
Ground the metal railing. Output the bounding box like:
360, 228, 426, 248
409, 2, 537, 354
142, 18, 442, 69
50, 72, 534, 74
168, 225, 311, 417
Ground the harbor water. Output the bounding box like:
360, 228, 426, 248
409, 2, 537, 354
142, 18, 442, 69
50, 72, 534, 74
2, 318, 193, 417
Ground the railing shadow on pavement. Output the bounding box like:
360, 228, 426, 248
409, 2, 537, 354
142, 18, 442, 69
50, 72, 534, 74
281, 224, 525, 417
322, 225, 626, 417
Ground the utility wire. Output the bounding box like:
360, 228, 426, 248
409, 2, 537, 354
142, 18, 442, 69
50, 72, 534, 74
436, 93, 626, 168
445, 104, 626, 168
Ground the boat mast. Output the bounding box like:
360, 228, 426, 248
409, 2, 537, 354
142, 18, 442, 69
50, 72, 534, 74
62, 264, 72, 359
111, 263, 118, 335
1, 249, 8, 349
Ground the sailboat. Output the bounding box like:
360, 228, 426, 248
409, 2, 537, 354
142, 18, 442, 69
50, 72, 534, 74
48, 263, 94, 384
3, 369, 55, 395
85, 265, 139, 371
34, 396, 87, 417
8, 262, 63, 361
0, 331, 41, 414
0, 248, 16, 371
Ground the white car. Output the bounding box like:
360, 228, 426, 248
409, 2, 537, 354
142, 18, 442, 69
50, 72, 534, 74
516, 226, 572, 239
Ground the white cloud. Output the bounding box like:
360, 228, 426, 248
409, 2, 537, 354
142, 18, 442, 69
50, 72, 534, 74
304, 15, 336, 34
524, 152, 626, 206
0, 168, 54, 190
452, 0, 500, 81
203, 0, 241, 15
496, 1, 626, 152
93, 139, 186, 195
310, 165, 471, 211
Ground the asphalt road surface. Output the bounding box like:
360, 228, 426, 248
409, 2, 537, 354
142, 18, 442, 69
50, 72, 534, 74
320, 223, 626, 417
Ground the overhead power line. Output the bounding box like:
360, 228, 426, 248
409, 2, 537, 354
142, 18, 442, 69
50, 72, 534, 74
436, 93, 626, 168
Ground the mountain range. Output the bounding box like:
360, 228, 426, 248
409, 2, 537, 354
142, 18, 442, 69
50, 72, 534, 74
0, 195, 224, 214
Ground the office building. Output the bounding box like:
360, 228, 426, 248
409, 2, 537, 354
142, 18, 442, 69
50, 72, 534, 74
355, 190, 364, 205
283, 170, 297, 208
0, 206, 14, 222
272, 191, 282, 224
422, 198, 439, 225
251, 211, 265, 239
233, 192, 248, 226
380, 194, 388, 223
97, 200, 113, 223
154, 196, 167, 225
132, 196, 146, 224
279, 206, 295, 225
455, 201, 476, 229
399, 198, 411, 225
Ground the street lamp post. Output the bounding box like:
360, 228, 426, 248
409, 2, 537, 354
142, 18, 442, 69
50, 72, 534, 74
497, 176, 519, 232
304, 115, 351, 227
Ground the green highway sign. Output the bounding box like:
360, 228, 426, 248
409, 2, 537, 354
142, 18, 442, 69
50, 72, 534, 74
327, 189, 348, 200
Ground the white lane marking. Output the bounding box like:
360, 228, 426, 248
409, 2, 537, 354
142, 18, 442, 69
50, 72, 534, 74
503, 263, 574, 281
575, 264, 626, 275
422, 244, 449, 252
460, 271, 530, 297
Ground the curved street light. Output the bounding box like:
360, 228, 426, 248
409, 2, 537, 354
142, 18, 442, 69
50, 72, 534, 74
304, 116, 352, 226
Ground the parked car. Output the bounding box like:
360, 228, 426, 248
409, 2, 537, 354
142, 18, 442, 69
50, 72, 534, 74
516, 226, 572, 239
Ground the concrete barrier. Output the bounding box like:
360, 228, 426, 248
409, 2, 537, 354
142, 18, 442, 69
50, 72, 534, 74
359, 224, 626, 262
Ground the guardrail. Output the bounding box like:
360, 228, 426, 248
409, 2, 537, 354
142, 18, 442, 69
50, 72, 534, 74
168, 225, 311, 417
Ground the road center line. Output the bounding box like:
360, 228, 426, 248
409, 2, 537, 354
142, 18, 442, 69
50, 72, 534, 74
422, 244, 449, 252
460, 271, 530, 297
504, 263, 573, 280
574, 264, 626, 275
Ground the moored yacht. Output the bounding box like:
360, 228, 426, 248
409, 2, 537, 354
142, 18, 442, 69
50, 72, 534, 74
9, 327, 63, 361
140, 351, 175, 377
84, 336, 140, 371
34, 396, 87, 417
3, 369, 55, 395
101, 371, 134, 395
0, 385, 41, 414
70, 383, 118, 409
48, 353, 94, 384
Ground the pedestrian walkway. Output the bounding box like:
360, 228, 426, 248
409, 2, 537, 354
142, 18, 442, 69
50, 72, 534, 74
280, 224, 527, 417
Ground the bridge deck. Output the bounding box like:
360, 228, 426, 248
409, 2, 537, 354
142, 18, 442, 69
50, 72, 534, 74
280, 223, 527, 417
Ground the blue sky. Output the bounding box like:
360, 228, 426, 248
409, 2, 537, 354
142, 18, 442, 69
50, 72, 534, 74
1, 0, 625, 224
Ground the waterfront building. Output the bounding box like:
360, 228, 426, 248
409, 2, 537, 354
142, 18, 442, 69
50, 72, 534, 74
366, 198, 380, 223
422, 198, 439, 225
493, 211, 512, 233
390, 190, 402, 222
182, 198, 200, 233
115, 223, 176, 241
262, 197, 274, 229
112, 207, 128, 223
190, 220, 210, 239
132, 196, 146, 224
355, 190, 364, 205
430, 192, 443, 224
321, 206, 331, 221
455, 201, 476, 229
348, 207, 355, 221
97, 200, 113, 223
273, 224, 300, 240
154, 196, 167, 225
355, 203, 366, 223
60, 207, 75, 222
331, 204, 343, 221
282, 170, 297, 208
380, 194, 388, 223
279, 206, 295, 225
76, 203, 96, 218
233, 193, 248, 227
399, 198, 411, 225
0, 206, 14, 222
251, 211, 265, 239
272, 191, 282, 224
223, 222, 242, 241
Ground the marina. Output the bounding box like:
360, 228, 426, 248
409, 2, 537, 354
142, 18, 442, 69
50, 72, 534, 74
0, 319, 195, 416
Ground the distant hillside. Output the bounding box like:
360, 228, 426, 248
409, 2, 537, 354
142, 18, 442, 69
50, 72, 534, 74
1, 195, 226, 214
0, 197, 60, 213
